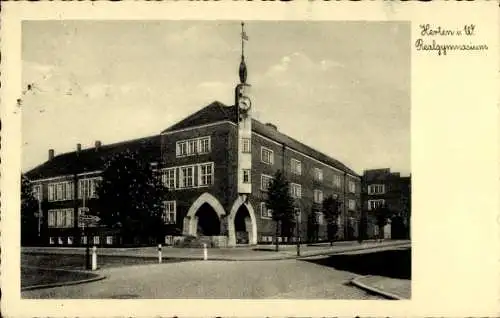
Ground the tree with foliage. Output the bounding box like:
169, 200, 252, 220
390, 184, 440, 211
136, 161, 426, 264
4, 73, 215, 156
96, 150, 169, 245
265, 170, 296, 251
322, 195, 341, 246
372, 203, 393, 242
357, 210, 368, 243
21, 175, 40, 245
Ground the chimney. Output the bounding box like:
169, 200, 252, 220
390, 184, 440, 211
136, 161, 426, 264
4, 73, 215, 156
48, 149, 55, 160
76, 143, 82, 153
95, 140, 102, 151
265, 123, 278, 130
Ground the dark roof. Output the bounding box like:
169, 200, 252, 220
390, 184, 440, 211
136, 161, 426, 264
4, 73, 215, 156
27, 100, 359, 179
162, 101, 359, 177
25, 135, 162, 180
162, 101, 237, 133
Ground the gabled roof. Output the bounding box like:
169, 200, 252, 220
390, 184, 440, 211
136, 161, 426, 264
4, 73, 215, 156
26, 100, 359, 180
161, 101, 237, 133
162, 101, 359, 177
25, 135, 162, 180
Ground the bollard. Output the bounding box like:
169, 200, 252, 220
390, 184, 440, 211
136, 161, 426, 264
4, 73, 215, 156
158, 244, 162, 264
91, 246, 97, 271
203, 243, 208, 260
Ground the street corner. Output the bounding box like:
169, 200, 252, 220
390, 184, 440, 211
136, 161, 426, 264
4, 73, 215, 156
21, 266, 107, 292
349, 275, 410, 300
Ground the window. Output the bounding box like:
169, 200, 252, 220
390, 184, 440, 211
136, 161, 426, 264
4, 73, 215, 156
294, 207, 302, 223
177, 141, 188, 157
48, 211, 56, 227
48, 209, 74, 228
176, 136, 211, 157
49, 237, 55, 245
199, 137, 211, 154
333, 175, 342, 189
58, 237, 64, 245
162, 168, 176, 189
313, 189, 323, 204
180, 166, 195, 188
314, 168, 323, 182
106, 236, 113, 245
260, 202, 273, 219
242, 169, 251, 183
368, 184, 385, 195
348, 181, 356, 193
163, 201, 176, 224
93, 236, 100, 245
261, 147, 274, 165
32, 184, 42, 201
163, 162, 214, 190
348, 199, 356, 211
290, 183, 302, 199
242, 138, 251, 153
79, 177, 101, 199
199, 163, 214, 186
188, 139, 198, 154
67, 236, 74, 245
81, 236, 87, 245
47, 181, 74, 201
315, 212, 324, 225
291, 159, 302, 175
368, 199, 385, 210
78, 207, 89, 228
261, 174, 274, 191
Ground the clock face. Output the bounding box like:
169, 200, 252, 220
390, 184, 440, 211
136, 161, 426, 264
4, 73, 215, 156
238, 96, 252, 111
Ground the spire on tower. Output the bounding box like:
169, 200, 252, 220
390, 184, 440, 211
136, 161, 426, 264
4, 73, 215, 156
239, 22, 249, 84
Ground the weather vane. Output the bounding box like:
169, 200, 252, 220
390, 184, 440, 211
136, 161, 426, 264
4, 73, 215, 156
239, 22, 249, 84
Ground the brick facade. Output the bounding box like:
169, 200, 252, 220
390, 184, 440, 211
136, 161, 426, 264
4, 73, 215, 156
25, 102, 362, 246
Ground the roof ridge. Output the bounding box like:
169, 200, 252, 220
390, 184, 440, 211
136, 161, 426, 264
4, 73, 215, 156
251, 119, 358, 176
161, 101, 228, 133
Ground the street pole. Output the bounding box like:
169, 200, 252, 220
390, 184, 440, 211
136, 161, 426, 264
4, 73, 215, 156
296, 211, 301, 257
86, 224, 91, 269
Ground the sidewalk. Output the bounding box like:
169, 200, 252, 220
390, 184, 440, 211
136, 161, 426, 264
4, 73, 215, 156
22, 240, 410, 261
351, 275, 411, 300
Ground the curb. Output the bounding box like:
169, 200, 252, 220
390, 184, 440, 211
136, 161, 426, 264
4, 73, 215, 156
22, 242, 410, 262
349, 275, 404, 300
21, 267, 107, 292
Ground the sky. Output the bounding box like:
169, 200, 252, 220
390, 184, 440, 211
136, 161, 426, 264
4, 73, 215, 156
22, 21, 410, 175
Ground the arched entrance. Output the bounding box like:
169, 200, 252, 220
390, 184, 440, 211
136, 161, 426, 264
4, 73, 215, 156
234, 204, 251, 244
228, 195, 257, 246
196, 203, 221, 236
183, 192, 226, 236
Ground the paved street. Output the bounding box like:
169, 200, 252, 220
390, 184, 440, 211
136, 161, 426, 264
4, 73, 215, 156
22, 257, 383, 299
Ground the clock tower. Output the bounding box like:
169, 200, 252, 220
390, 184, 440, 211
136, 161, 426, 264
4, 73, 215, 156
236, 22, 252, 196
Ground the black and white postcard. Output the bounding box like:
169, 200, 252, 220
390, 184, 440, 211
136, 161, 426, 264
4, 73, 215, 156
1, 2, 498, 317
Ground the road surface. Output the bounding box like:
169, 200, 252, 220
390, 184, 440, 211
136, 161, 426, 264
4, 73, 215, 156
22, 257, 382, 299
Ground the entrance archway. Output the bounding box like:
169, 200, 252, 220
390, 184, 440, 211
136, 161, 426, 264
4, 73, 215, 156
234, 204, 251, 244
196, 203, 221, 236
228, 195, 257, 246
183, 192, 226, 236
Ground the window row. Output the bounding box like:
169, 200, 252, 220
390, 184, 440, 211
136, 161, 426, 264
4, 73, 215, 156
48, 208, 74, 228
79, 177, 101, 200
261, 236, 295, 243
176, 136, 211, 157
48, 181, 74, 202
161, 162, 214, 189
46, 177, 101, 202
368, 199, 385, 210
49, 236, 115, 245
260, 149, 357, 193
368, 184, 385, 195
